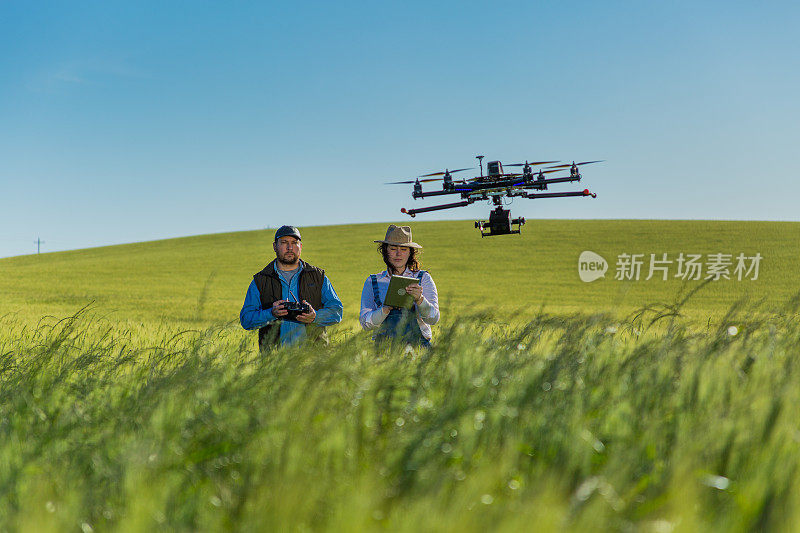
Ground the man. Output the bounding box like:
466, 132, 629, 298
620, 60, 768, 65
240, 225, 343, 349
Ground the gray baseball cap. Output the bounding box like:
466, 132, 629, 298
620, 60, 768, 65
274, 225, 301, 241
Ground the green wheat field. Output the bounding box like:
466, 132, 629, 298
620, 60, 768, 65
1, 219, 799, 531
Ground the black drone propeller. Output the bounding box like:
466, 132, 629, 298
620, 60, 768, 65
386, 167, 474, 184
544, 160, 604, 169
504, 160, 560, 167
419, 167, 473, 177
386, 178, 445, 184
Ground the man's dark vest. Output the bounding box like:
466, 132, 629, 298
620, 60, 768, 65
253, 260, 325, 350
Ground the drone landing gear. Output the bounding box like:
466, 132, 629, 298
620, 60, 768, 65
475, 207, 525, 237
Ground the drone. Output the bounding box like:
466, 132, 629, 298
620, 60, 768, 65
387, 155, 601, 237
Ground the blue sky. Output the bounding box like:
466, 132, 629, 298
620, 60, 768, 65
1, 1, 798, 258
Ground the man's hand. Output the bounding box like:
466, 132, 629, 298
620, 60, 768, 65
296, 300, 317, 324
272, 299, 289, 317
405, 283, 424, 305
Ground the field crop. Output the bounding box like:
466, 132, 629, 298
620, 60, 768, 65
2, 297, 800, 531
1, 220, 799, 531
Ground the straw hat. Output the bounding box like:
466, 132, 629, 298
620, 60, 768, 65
373, 225, 422, 249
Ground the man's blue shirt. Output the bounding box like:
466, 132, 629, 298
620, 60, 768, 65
239, 260, 343, 345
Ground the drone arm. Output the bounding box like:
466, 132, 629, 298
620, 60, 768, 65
516, 176, 582, 189
538, 175, 580, 185
402, 200, 473, 217
413, 189, 468, 199
522, 189, 596, 199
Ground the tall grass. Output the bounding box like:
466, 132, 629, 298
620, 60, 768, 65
2, 299, 800, 531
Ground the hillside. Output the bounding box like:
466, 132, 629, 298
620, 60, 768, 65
1, 220, 797, 328
3, 220, 800, 530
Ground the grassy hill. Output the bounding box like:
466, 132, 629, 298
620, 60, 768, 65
3, 219, 800, 531
1, 219, 797, 328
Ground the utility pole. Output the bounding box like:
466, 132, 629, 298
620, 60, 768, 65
34, 237, 44, 254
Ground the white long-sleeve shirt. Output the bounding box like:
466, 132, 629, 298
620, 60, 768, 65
359, 268, 440, 340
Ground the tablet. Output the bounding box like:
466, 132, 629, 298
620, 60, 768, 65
383, 275, 419, 308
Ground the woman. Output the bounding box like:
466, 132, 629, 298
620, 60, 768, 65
359, 225, 440, 346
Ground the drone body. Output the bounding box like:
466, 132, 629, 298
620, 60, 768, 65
389, 156, 600, 237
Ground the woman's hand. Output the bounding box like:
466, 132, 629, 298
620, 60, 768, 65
405, 283, 424, 305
